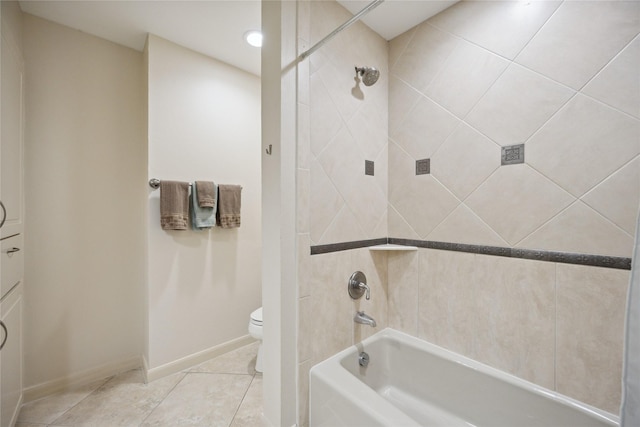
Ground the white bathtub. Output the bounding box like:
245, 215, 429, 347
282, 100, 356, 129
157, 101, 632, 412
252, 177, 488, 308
309, 328, 619, 427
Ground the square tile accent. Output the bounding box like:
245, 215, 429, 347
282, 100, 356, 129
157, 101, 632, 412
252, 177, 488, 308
416, 158, 430, 175
501, 144, 525, 165
365, 160, 375, 176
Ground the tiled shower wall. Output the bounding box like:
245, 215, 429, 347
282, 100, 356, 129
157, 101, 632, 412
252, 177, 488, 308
387, 0, 639, 415
298, 0, 639, 424
388, 0, 639, 256
296, 1, 389, 426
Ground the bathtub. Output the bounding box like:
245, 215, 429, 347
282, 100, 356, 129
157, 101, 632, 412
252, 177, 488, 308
309, 328, 619, 427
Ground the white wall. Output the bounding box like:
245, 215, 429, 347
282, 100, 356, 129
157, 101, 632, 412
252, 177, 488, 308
146, 35, 262, 371
22, 14, 146, 392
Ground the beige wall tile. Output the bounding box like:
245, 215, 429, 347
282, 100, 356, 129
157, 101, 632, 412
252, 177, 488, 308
308, 251, 353, 362
343, 173, 387, 237
430, 123, 501, 200
391, 23, 459, 94
389, 75, 421, 134
418, 249, 476, 357
517, 201, 634, 258
582, 157, 640, 236
427, 204, 509, 248
515, 1, 640, 90
428, 0, 561, 60
556, 264, 630, 413
309, 159, 343, 244
388, 251, 419, 336
388, 205, 421, 240
297, 168, 310, 233
351, 249, 388, 343
389, 142, 460, 238
297, 102, 310, 168
317, 206, 366, 244
465, 63, 574, 146
298, 296, 313, 363
309, 73, 342, 156
298, 233, 312, 298
388, 26, 417, 73
465, 164, 574, 245
389, 95, 459, 160
527, 94, 640, 198
425, 39, 509, 118
583, 36, 640, 119
474, 255, 556, 388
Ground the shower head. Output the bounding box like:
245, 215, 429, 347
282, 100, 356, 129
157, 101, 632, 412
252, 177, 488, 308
355, 66, 380, 86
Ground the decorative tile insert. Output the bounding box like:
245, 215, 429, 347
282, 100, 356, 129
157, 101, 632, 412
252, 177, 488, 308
416, 158, 431, 175
502, 144, 525, 165
365, 160, 375, 176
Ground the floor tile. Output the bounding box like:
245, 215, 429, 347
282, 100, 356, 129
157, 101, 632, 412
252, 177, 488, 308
230, 375, 268, 427
190, 342, 259, 375
18, 344, 264, 427
17, 377, 110, 424
51, 369, 184, 426
140, 373, 253, 427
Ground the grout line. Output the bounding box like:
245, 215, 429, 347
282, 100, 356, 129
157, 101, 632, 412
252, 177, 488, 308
138, 370, 188, 426
228, 373, 257, 427
512, 0, 565, 62
46, 374, 115, 426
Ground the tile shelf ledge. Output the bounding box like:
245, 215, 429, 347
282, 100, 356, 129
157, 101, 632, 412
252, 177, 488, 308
368, 244, 418, 251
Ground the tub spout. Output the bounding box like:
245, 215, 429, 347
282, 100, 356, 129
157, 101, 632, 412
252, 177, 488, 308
354, 311, 376, 327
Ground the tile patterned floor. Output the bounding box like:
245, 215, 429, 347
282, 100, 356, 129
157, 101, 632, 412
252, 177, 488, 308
16, 342, 269, 427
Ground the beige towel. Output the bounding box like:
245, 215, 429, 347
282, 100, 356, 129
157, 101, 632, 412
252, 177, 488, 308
195, 181, 216, 208
216, 185, 242, 228
160, 180, 190, 230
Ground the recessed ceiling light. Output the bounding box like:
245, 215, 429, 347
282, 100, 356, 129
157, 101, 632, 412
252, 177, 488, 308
244, 30, 263, 48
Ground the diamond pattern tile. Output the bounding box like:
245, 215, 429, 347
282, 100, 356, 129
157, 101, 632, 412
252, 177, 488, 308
466, 63, 574, 146
431, 123, 501, 200
527, 94, 640, 197
425, 39, 509, 118
427, 204, 508, 247
389, 94, 459, 160
515, 1, 640, 90
465, 165, 574, 245
583, 36, 640, 119
582, 157, 640, 236
310, 73, 343, 157
391, 22, 460, 94
517, 201, 634, 257
310, 159, 344, 244
428, 0, 562, 60
389, 142, 460, 238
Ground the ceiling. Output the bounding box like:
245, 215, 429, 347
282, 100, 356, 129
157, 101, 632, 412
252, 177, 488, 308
19, 0, 457, 76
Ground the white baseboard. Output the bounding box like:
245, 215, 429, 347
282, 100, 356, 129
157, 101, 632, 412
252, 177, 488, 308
22, 335, 255, 403
23, 355, 142, 403
145, 335, 255, 382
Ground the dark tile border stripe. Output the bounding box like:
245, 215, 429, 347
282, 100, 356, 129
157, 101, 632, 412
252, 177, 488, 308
310, 238, 388, 255
310, 237, 632, 270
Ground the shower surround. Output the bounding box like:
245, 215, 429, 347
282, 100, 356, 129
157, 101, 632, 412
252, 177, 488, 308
296, 1, 639, 426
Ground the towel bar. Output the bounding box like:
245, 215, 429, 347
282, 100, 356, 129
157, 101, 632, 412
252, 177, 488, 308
148, 178, 192, 190
149, 179, 241, 191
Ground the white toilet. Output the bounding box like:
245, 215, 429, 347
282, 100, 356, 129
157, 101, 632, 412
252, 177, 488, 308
248, 306, 263, 373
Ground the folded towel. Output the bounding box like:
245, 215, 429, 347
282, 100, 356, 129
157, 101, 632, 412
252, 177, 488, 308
195, 181, 216, 208
216, 185, 242, 228
160, 180, 190, 230
190, 182, 217, 230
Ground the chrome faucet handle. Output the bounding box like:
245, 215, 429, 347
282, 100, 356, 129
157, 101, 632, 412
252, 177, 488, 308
348, 271, 370, 300
359, 282, 370, 300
